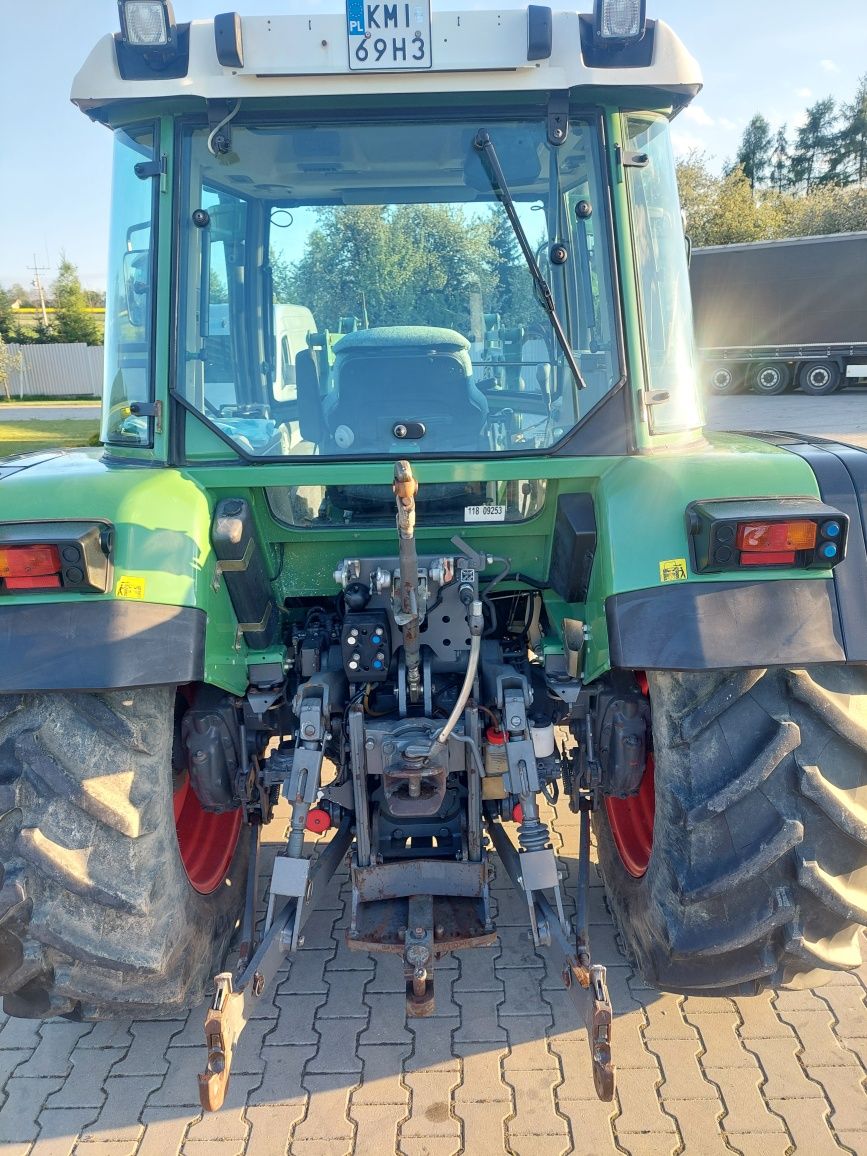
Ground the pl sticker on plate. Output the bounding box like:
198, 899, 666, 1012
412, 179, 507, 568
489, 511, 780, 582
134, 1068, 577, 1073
465, 504, 507, 523
346, 1, 433, 71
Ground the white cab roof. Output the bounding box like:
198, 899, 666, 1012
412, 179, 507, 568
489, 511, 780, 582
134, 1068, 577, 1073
72, 3, 701, 112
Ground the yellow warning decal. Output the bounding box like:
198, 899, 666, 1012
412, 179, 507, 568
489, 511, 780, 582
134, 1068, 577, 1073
116, 575, 146, 600
659, 558, 688, 583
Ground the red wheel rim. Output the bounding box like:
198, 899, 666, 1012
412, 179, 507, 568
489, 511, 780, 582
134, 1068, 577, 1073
173, 775, 242, 895
604, 673, 655, 878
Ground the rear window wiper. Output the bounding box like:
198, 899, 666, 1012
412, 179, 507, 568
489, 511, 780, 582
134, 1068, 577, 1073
473, 129, 587, 391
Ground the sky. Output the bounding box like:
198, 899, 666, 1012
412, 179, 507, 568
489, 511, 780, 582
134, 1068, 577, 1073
1, 0, 866, 293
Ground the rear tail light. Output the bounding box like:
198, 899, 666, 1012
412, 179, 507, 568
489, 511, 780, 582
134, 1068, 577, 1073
0, 524, 113, 595
0, 545, 62, 591
736, 521, 817, 552
687, 500, 849, 575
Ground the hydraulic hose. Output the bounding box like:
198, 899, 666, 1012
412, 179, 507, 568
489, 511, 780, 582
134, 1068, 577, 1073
436, 599, 484, 746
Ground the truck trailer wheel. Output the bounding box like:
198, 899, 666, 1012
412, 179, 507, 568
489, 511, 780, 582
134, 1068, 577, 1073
0, 687, 249, 1019
707, 364, 744, 396
798, 360, 841, 396
594, 667, 867, 994
751, 362, 791, 395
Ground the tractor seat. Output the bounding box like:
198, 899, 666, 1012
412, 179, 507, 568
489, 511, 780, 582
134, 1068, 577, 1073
323, 326, 488, 453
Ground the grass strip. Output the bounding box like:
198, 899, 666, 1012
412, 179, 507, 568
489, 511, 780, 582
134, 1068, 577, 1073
0, 421, 101, 457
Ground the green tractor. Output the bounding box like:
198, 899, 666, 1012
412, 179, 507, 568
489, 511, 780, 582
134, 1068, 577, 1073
2, 0, 866, 1109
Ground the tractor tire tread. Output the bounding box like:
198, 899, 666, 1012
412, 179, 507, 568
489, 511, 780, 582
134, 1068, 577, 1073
0, 688, 248, 1019
594, 665, 867, 993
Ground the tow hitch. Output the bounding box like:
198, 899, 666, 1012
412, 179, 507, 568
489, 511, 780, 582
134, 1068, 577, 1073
197, 460, 615, 1110
198, 794, 614, 1110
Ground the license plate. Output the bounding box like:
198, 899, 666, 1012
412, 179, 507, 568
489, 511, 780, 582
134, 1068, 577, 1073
346, 1, 432, 71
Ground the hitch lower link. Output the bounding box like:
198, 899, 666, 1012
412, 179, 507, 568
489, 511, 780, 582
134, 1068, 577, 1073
486, 795, 615, 1102
197, 818, 353, 1112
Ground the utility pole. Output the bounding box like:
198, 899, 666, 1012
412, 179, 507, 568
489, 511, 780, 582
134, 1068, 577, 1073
27, 256, 50, 326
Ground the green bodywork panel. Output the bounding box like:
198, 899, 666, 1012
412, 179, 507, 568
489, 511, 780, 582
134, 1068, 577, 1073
0, 100, 830, 694
0, 428, 825, 692
0, 450, 247, 692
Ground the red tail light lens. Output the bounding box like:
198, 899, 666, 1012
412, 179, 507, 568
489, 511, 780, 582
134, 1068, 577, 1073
736, 521, 818, 552
0, 545, 62, 590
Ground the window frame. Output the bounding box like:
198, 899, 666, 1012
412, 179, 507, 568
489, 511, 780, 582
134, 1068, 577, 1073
170, 104, 628, 465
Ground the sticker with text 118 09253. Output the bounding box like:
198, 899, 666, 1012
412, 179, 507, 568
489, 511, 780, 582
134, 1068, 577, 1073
465, 504, 506, 523
116, 576, 146, 600
659, 558, 688, 583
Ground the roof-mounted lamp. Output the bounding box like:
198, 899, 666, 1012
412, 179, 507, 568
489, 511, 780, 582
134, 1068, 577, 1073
117, 0, 176, 47
593, 0, 647, 47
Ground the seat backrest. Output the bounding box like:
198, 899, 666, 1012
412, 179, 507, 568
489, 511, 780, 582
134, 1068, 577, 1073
324, 327, 488, 453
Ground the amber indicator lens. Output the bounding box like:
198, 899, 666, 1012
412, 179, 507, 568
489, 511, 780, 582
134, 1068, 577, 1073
735, 521, 818, 552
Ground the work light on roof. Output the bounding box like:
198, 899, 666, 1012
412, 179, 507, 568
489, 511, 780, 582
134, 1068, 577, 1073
594, 0, 647, 45
118, 0, 175, 47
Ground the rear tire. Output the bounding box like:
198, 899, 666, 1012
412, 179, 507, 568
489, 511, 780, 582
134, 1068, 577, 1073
594, 667, 867, 994
751, 362, 791, 395
798, 360, 841, 396
0, 688, 249, 1019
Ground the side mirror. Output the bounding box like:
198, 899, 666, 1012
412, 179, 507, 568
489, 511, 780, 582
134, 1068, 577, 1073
122, 250, 150, 329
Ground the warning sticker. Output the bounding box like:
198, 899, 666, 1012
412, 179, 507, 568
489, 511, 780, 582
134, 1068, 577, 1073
659, 558, 688, 583
116, 576, 146, 600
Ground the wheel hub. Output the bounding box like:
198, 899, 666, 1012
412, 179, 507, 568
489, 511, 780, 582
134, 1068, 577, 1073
174, 775, 242, 895
604, 673, 654, 878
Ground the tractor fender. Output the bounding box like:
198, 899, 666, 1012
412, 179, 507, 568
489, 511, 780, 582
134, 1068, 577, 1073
606, 434, 867, 671
0, 453, 247, 693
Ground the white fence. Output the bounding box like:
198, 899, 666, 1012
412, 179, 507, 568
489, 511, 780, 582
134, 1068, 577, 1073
4, 344, 104, 399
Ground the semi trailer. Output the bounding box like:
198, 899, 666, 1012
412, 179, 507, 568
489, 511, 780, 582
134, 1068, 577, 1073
691, 231, 867, 395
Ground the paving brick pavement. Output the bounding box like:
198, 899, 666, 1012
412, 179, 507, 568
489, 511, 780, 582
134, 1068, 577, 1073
1, 793, 866, 1155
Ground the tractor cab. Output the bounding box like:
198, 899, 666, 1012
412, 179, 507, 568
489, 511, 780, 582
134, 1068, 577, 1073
79, 0, 705, 472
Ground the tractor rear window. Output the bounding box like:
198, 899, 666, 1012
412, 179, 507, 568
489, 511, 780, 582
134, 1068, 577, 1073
175, 115, 620, 460
267, 479, 547, 529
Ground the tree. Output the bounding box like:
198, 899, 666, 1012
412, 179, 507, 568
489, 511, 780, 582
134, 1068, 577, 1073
770, 126, 791, 193
838, 74, 867, 186
677, 155, 774, 245
209, 268, 228, 304
0, 289, 15, 343
791, 98, 839, 191
0, 334, 22, 401
51, 256, 102, 345
270, 250, 295, 304
7, 283, 32, 308
487, 209, 538, 330
287, 205, 498, 334
736, 114, 773, 190
676, 150, 723, 245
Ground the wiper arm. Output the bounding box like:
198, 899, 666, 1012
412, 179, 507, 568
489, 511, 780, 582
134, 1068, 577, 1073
473, 129, 587, 391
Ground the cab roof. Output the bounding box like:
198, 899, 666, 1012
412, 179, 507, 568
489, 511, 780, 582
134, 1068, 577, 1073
71, 2, 702, 114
